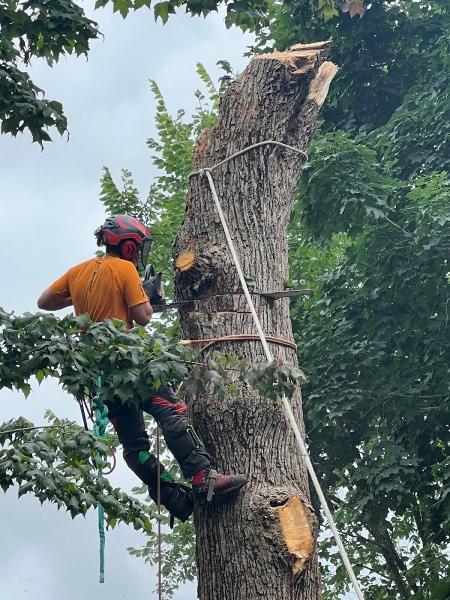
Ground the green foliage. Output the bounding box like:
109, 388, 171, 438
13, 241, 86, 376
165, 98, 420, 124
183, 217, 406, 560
145, 79, 196, 276
7, 0, 448, 144
374, 74, 450, 180
243, 360, 305, 399
290, 136, 450, 597
298, 132, 398, 242
258, 2, 450, 596
0, 307, 304, 441
146, 68, 218, 275
258, 0, 450, 135
6, 0, 450, 593
94, 24, 450, 595
0, 0, 264, 144
0, 413, 153, 533
0, 305, 304, 592
100, 64, 220, 288
0, 0, 100, 144
99, 167, 151, 223
0, 310, 191, 403
1, 308, 300, 411
289, 101, 450, 600
94, 0, 270, 29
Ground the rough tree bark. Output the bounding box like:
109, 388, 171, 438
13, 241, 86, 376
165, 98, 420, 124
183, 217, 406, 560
173, 42, 337, 600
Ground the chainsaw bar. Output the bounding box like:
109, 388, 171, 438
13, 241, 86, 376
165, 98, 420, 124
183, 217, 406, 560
152, 289, 312, 312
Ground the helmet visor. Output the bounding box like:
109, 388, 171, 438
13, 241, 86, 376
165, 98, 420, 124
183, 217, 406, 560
137, 237, 152, 273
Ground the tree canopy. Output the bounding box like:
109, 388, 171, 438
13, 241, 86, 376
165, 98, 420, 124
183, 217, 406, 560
96, 23, 450, 589
1, 0, 361, 145
268, 1, 450, 597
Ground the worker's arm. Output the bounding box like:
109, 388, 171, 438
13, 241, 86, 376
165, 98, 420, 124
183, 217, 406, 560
122, 261, 153, 326
129, 301, 153, 326
37, 287, 73, 311
39, 268, 73, 311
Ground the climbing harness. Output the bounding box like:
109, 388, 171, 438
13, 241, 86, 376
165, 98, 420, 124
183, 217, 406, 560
189, 140, 365, 600
91, 375, 109, 584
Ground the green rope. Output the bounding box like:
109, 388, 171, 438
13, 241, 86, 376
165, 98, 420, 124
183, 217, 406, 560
98, 504, 106, 584
91, 375, 109, 584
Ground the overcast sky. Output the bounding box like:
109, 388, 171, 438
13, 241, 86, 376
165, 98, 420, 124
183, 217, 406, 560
0, 3, 253, 598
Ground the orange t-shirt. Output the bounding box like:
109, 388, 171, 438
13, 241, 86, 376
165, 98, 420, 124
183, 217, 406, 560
50, 256, 148, 325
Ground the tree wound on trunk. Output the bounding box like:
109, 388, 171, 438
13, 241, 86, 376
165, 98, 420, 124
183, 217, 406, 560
277, 496, 316, 580
249, 487, 318, 584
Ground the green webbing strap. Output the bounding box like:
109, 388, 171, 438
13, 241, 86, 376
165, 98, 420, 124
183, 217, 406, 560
91, 375, 109, 584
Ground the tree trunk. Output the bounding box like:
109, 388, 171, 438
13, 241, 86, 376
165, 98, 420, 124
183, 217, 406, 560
365, 517, 413, 599
173, 42, 337, 600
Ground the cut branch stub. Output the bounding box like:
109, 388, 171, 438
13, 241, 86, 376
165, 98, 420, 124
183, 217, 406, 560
174, 244, 232, 301
174, 249, 216, 299
175, 251, 196, 272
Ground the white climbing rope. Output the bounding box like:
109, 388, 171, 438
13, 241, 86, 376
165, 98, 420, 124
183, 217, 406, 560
189, 140, 308, 178
189, 140, 365, 600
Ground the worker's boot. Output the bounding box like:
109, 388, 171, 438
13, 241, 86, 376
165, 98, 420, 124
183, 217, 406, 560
192, 469, 248, 502
148, 478, 193, 523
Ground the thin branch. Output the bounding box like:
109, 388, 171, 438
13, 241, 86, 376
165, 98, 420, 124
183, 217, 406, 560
341, 528, 388, 552
354, 562, 391, 581
380, 212, 414, 238
0, 425, 68, 436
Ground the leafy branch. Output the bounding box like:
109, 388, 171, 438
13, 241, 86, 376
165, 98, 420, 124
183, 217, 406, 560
0, 308, 304, 537
0, 413, 153, 533
0, 309, 304, 405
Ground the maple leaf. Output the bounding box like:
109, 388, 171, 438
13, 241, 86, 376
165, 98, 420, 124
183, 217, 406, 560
341, 0, 366, 18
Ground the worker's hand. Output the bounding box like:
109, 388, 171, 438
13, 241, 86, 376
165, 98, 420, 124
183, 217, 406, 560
142, 265, 164, 305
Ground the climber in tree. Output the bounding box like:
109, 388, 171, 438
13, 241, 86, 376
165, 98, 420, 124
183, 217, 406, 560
37, 214, 247, 522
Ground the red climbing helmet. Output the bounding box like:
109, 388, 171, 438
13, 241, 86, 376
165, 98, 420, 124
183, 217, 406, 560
94, 214, 152, 272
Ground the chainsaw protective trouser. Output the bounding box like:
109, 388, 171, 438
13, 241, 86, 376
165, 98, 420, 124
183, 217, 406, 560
106, 386, 210, 484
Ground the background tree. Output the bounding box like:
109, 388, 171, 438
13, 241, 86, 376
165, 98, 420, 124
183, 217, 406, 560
262, 1, 450, 598
1, 0, 349, 145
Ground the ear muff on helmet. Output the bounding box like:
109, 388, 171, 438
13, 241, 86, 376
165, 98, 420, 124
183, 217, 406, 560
94, 214, 152, 273
120, 239, 139, 261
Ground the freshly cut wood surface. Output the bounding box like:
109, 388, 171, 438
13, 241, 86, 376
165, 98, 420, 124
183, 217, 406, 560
175, 251, 196, 272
